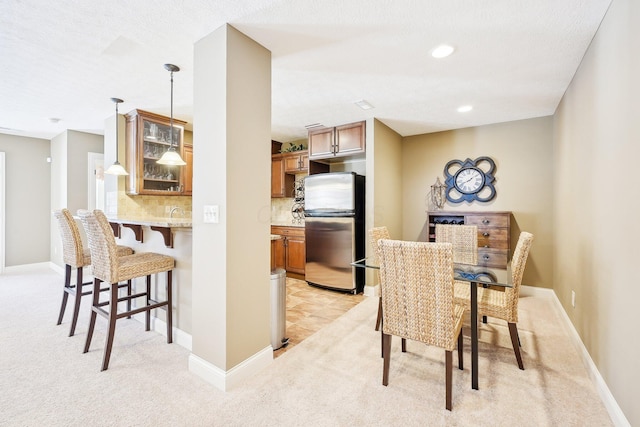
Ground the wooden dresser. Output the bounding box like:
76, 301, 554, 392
427, 211, 511, 269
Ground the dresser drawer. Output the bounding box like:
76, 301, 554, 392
477, 228, 509, 249
477, 248, 508, 269
465, 214, 509, 228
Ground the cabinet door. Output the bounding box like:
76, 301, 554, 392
286, 236, 306, 274
182, 145, 193, 195
271, 156, 286, 197
308, 128, 335, 159
273, 238, 286, 270
284, 154, 302, 172
335, 121, 365, 156
300, 154, 309, 170
125, 109, 187, 196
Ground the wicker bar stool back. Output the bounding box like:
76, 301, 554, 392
53, 209, 133, 337
453, 231, 534, 370
377, 239, 465, 411
77, 209, 175, 371
368, 226, 390, 332
435, 223, 478, 265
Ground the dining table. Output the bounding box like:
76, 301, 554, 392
351, 253, 512, 391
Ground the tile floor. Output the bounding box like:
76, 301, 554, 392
274, 277, 364, 357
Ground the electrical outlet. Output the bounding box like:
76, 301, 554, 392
571, 290, 576, 308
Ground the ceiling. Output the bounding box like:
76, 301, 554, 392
0, 0, 611, 143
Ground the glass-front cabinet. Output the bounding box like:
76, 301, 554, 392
125, 109, 187, 195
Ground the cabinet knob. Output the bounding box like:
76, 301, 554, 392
483, 245, 489, 248
483, 255, 490, 260
483, 232, 490, 237
482, 219, 490, 224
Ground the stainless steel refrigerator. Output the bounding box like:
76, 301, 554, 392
304, 172, 365, 293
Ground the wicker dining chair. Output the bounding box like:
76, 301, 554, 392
454, 231, 534, 370
53, 209, 133, 337
435, 223, 478, 265
368, 226, 390, 332
378, 239, 465, 411
77, 209, 176, 371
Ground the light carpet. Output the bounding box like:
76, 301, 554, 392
0, 266, 612, 426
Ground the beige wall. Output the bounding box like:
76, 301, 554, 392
553, 0, 638, 424
0, 134, 51, 266
402, 117, 554, 288
192, 24, 271, 372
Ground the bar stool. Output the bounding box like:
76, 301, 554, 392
53, 209, 133, 337
77, 209, 175, 371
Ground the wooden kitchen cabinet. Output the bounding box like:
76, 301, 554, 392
125, 109, 187, 195
283, 151, 309, 173
181, 144, 193, 195
427, 211, 512, 269
271, 154, 295, 198
271, 225, 305, 275
308, 121, 365, 160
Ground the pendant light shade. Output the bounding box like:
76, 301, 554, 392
104, 97, 129, 176
157, 63, 186, 166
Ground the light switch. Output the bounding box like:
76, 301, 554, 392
203, 205, 219, 224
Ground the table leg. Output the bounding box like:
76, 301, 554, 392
471, 280, 478, 390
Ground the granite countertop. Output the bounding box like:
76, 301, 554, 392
107, 215, 192, 228
271, 221, 305, 228
270, 234, 283, 240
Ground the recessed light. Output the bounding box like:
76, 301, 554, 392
354, 99, 374, 110
48, 117, 61, 124
431, 44, 455, 59
457, 105, 473, 113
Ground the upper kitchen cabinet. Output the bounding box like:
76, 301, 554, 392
308, 121, 365, 160
125, 109, 188, 195
283, 151, 309, 173
271, 154, 294, 198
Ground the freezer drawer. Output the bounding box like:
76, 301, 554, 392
305, 217, 356, 291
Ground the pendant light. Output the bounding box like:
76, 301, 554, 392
104, 97, 129, 175
157, 63, 186, 166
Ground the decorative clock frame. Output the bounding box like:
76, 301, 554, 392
444, 156, 497, 203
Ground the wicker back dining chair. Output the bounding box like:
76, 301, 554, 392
377, 239, 465, 411
77, 209, 176, 371
368, 226, 390, 331
53, 209, 133, 337
435, 223, 478, 265
454, 231, 534, 370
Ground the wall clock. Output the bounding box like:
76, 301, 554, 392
444, 156, 497, 203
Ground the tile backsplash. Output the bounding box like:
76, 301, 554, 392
118, 193, 192, 218
271, 197, 299, 225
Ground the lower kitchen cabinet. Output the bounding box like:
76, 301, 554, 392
271, 225, 305, 275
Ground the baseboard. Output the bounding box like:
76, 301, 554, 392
132, 312, 192, 351
188, 346, 273, 392
363, 284, 379, 297
522, 285, 630, 426
3, 262, 55, 274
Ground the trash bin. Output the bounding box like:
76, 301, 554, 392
270, 268, 289, 350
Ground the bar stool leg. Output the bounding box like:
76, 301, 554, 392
166, 270, 173, 344
145, 275, 151, 332
83, 278, 100, 354
101, 283, 119, 371
126, 280, 132, 318
57, 264, 72, 325
69, 266, 84, 337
